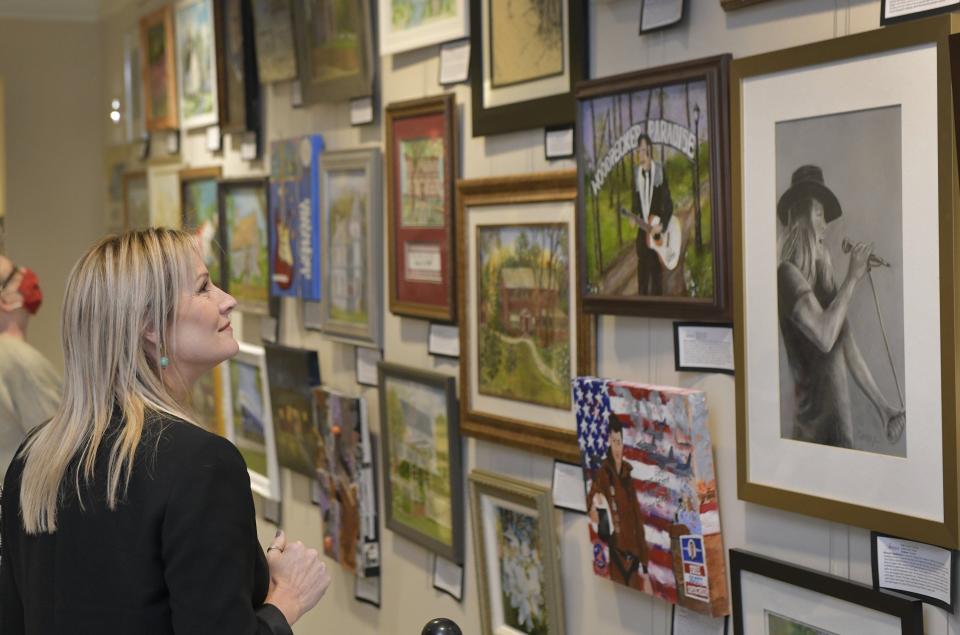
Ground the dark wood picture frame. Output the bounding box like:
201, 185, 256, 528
730, 549, 923, 635
215, 0, 261, 133
291, 0, 374, 103
140, 6, 179, 132
386, 94, 458, 323
378, 361, 464, 564
470, 0, 588, 137
457, 171, 594, 463
576, 54, 732, 320
719, 0, 775, 9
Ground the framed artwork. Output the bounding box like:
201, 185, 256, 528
217, 0, 261, 132
469, 470, 564, 635
470, 0, 587, 137
732, 18, 960, 547
224, 342, 281, 500
319, 148, 382, 347
175, 0, 220, 129
139, 6, 178, 131
269, 135, 324, 301
190, 363, 228, 437
575, 377, 729, 616
378, 0, 468, 56
123, 29, 146, 143
576, 55, 731, 320
251, 0, 298, 83
220, 177, 269, 314
123, 171, 150, 231
264, 342, 321, 477
457, 171, 588, 463
105, 145, 130, 234
313, 387, 380, 577
180, 166, 223, 285
147, 162, 183, 229
378, 361, 463, 564
291, 0, 374, 103
730, 549, 923, 635
385, 94, 458, 322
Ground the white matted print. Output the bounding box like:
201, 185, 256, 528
740, 43, 942, 523
378, 0, 468, 56
465, 199, 578, 435
223, 341, 281, 501
175, 0, 220, 129
481, 0, 569, 110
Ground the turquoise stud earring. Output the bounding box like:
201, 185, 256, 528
160, 356, 169, 369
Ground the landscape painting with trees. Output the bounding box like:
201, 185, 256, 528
477, 223, 571, 410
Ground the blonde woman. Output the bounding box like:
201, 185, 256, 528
0, 229, 330, 634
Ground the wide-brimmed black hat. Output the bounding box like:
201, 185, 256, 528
776, 164, 842, 225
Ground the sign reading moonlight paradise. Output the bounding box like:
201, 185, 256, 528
576, 57, 731, 319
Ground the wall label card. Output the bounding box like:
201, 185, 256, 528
350, 96, 374, 126
871, 531, 955, 611
881, 0, 960, 25
673, 322, 734, 374
552, 460, 587, 513
355, 347, 381, 387
671, 605, 727, 635
427, 323, 460, 358
354, 574, 381, 608
206, 125, 222, 151
545, 126, 574, 160
432, 555, 465, 602
439, 38, 470, 85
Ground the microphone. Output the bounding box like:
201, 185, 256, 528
842, 238, 890, 268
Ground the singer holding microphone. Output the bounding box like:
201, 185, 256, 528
777, 165, 905, 449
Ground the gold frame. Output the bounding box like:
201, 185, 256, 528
139, 6, 179, 132
732, 16, 960, 547
456, 171, 593, 463
468, 470, 565, 635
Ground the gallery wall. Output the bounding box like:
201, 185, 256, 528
89, 1, 958, 634
0, 17, 105, 369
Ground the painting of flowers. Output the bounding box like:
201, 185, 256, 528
496, 506, 548, 634
470, 470, 564, 635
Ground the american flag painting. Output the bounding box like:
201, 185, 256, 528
574, 376, 729, 617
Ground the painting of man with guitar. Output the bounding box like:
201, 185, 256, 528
624, 134, 676, 295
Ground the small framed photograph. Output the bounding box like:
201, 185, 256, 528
871, 531, 956, 612
470, 470, 565, 635
881, 0, 960, 25
673, 321, 734, 375
319, 148, 382, 347
379, 362, 464, 563
731, 549, 922, 635
223, 342, 282, 502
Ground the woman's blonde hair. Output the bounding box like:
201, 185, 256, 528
19, 228, 200, 534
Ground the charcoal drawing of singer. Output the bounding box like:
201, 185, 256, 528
777, 165, 905, 449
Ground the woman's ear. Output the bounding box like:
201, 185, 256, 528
142, 322, 159, 346
0, 293, 22, 313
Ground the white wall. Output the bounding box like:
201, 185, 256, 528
95, 1, 958, 634
0, 17, 105, 369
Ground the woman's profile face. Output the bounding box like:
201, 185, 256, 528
168, 253, 239, 380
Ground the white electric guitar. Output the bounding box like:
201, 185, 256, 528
619, 207, 681, 271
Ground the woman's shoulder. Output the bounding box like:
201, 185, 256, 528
144, 415, 247, 479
